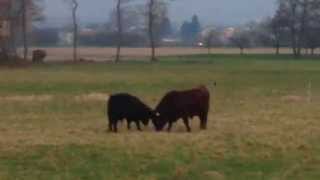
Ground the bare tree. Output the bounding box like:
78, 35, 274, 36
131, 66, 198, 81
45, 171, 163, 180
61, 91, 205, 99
204, 29, 222, 54
250, 18, 288, 55
304, 25, 320, 55
71, 0, 78, 61
205, 31, 214, 54
303, 1, 320, 55
114, 0, 134, 62
115, 0, 123, 63
0, 0, 43, 61
230, 29, 252, 55
146, 0, 170, 62
277, 0, 320, 57
109, 1, 145, 62
269, 19, 282, 55
21, 0, 28, 61
147, 0, 156, 62
0, 2, 14, 60
65, 0, 79, 61
269, 5, 289, 55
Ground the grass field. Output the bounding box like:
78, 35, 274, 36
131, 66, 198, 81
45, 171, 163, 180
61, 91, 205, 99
0, 54, 320, 179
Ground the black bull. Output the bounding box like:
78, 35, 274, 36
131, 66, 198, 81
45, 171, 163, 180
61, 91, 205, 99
153, 86, 210, 132
107, 93, 155, 132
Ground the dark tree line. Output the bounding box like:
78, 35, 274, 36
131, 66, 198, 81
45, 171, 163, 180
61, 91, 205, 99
180, 15, 201, 45
224, 0, 320, 57
0, 0, 43, 61
112, 0, 172, 62
4, 0, 320, 63
271, 0, 320, 57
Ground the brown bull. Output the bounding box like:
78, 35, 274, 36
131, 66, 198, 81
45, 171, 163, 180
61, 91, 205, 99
153, 86, 210, 132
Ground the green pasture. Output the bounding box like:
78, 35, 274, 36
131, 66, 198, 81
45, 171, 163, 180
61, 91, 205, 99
0, 54, 320, 179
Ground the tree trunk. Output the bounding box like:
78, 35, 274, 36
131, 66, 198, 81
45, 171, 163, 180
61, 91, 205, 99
148, 0, 157, 62
289, 3, 301, 58
240, 47, 244, 55
22, 0, 28, 61
291, 37, 300, 58
72, 0, 78, 62
296, 1, 308, 59
276, 47, 279, 55
296, 46, 302, 58
275, 40, 280, 55
291, 32, 299, 57
115, 0, 122, 63
8, 16, 18, 57
304, 48, 309, 55
0, 38, 9, 61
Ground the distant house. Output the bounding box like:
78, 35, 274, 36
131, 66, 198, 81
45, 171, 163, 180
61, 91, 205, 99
223, 27, 235, 39
159, 38, 180, 47
58, 31, 73, 46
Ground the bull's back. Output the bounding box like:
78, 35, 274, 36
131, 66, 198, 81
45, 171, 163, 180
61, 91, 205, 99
179, 87, 209, 113
156, 86, 210, 116
108, 93, 152, 119
108, 94, 135, 118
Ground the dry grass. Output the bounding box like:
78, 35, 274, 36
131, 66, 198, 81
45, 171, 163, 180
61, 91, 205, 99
20, 47, 319, 62
0, 93, 319, 158
0, 95, 53, 102
74, 93, 109, 102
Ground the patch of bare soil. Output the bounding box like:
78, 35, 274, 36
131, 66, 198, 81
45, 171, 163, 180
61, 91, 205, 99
204, 171, 225, 180
23, 47, 304, 62
0, 95, 53, 102
74, 93, 109, 102
281, 95, 307, 102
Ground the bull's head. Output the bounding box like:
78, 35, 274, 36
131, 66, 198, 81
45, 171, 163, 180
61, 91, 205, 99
141, 118, 149, 126
151, 111, 167, 131
142, 108, 156, 126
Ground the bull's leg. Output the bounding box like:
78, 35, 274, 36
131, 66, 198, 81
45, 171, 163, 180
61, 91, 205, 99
183, 118, 191, 132
200, 112, 208, 130
135, 121, 142, 131
127, 121, 132, 130
113, 122, 118, 133
108, 121, 113, 132
167, 122, 173, 132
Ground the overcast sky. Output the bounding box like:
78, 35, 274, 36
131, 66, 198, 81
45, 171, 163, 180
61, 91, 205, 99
43, 0, 277, 27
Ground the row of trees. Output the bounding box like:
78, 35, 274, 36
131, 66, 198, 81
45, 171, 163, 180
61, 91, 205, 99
113, 0, 173, 62
3, 0, 320, 63
213, 0, 320, 57
58, 0, 173, 62
273, 0, 320, 57
2, 0, 214, 62
112, 0, 320, 59
180, 15, 201, 45
0, 0, 43, 61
